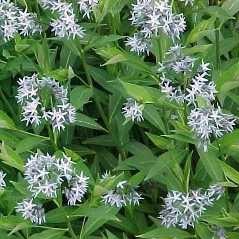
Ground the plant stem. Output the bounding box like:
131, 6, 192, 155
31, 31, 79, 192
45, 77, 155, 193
79, 47, 109, 128
215, 23, 220, 71
0, 87, 18, 122
79, 216, 86, 239
66, 216, 78, 239
47, 124, 58, 151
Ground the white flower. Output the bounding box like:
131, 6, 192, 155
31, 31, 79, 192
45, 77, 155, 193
102, 180, 143, 208
24, 153, 63, 198
18, 10, 42, 36
188, 107, 236, 151
65, 172, 89, 205
16, 199, 45, 224
160, 74, 185, 103
126, 32, 151, 55
24, 152, 88, 205
16, 74, 76, 133
214, 227, 227, 239
24, 153, 76, 198
51, 14, 85, 39
179, 0, 194, 6
129, 0, 186, 39
159, 185, 224, 229
185, 61, 216, 105
122, 98, 144, 122
102, 190, 127, 208
0, 0, 41, 41
78, 0, 99, 18
126, 190, 144, 206
161, 45, 196, 73
0, 171, 6, 189
100, 171, 115, 182
39, 0, 85, 39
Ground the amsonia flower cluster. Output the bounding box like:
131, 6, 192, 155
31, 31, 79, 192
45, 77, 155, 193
39, 0, 85, 39
16, 199, 45, 225
188, 107, 236, 152
24, 152, 88, 202
122, 98, 144, 122
179, 0, 194, 6
102, 180, 143, 208
0, 170, 6, 189
0, 0, 41, 41
159, 184, 224, 229
78, 0, 99, 19
16, 152, 88, 224
16, 74, 76, 133
126, 0, 186, 54
158, 45, 236, 151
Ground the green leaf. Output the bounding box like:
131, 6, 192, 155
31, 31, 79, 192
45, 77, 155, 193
145, 149, 186, 188
143, 105, 166, 133
0, 111, 15, 129
217, 61, 239, 94
222, 0, 239, 16
15, 136, 47, 154
0, 216, 31, 231
70, 86, 93, 110
29, 230, 66, 239
78, 206, 119, 237
199, 151, 224, 182
75, 113, 106, 131
220, 161, 239, 185
186, 17, 216, 44
146, 132, 172, 150
0, 143, 24, 171
137, 226, 193, 239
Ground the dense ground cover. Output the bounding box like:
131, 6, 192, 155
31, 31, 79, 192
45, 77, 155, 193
0, 0, 239, 238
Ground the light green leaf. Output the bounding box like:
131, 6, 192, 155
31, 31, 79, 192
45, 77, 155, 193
137, 226, 193, 239
29, 230, 66, 239
75, 113, 106, 131
70, 86, 93, 110
0, 143, 24, 171
0, 111, 15, 129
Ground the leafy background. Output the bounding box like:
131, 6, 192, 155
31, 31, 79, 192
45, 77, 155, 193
1, 0, 239, 238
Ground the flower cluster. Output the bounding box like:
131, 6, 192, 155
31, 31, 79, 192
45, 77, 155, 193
16, 74, 76, 133
78, 0, 99, 19
159, 184, 224, 229
17, 152, 88, 224
188, 107, 236, 151
39, 0, 84, 39
24, 152, 88, 202
16, 199, 45, 224
126, 0, 186, 54
122, 98, 144, 122
158, 45, 236, 151
0, 0, 41, 41
214, 227, 227, 239
179, 0, 194, 6
160, 74, 185, 103
158, 45, 196, 74
102, 180, 143, 208
0, 170, 6, 189
65, 172, 89, 205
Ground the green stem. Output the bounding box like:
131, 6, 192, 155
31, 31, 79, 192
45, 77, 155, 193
79, 48, 109, 128
0, 87, 18, 122
66, 216, 78, 239
215, 24, 220, 71
47, 124, 58, 151
32, 225, 68, 231
15, 129, 49, 140
79, 217, 86, 239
